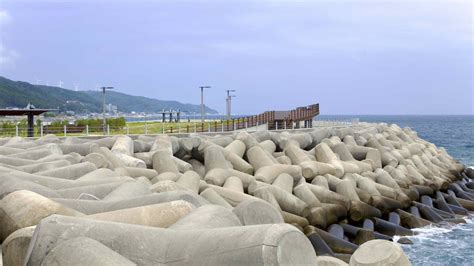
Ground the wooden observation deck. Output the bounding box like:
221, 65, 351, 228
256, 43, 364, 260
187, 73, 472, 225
199, 103, 320, 132
245, 103, 320, 130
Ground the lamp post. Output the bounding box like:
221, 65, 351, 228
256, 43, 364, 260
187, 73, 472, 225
226, 89, 236, 120
199, 86, 211, 122
101, 86, 114, 135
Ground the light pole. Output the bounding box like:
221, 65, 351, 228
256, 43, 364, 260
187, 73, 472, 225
199, 86, 211, 122
101, 86, 114, 135
226, 89, 236, 120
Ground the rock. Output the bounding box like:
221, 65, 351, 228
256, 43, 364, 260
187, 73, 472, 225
397, 237, 413, 245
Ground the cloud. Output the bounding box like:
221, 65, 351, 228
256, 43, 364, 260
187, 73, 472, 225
0, 9, 11, 24
0, 44, 19, 68
0, 9, 18, 68
207, 1, 472, 57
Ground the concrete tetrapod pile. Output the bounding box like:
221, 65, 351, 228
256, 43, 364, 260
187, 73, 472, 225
0, 123, 473, 265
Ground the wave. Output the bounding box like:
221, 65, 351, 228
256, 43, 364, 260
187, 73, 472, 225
397, 215, 474, 265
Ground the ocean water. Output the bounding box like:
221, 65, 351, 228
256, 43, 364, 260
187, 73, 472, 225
398, 217, 474, 265
319, 115, 474, 265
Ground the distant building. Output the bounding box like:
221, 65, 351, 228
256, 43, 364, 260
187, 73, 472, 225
107, 103, 118, 114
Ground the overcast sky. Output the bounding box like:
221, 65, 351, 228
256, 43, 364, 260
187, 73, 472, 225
0, 0, 472, 115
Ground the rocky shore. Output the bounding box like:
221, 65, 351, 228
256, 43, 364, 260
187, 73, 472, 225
1, 123, 473, 265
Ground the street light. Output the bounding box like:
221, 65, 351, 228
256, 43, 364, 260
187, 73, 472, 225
199, 86, 211, 122
226, 89, 236, 120
101, 86, 114, 135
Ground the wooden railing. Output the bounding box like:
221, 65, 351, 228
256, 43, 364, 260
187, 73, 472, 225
187, 103, 319, 132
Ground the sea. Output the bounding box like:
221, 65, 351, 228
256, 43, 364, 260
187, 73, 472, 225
320, 115, 474, 265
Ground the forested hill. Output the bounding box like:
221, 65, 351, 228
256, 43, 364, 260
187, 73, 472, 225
0, 76, 218, 114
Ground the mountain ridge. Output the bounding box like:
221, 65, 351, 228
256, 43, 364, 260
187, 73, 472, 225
0, 76, 218, 114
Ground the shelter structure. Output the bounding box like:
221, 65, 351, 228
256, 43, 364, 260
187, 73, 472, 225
0, 104, 56, 137
161, 110, 181, 123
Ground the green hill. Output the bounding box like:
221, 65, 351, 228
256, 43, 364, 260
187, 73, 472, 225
0, 76, 218, 114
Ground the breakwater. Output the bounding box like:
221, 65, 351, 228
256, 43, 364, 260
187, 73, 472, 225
1, 122, 473, 265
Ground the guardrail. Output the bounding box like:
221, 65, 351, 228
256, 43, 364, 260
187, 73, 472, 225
313, 118, 359, 127
0, 118, 360, 138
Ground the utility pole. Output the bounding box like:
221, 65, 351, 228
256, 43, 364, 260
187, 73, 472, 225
199, 86, 211, 122
226, 89, 236, 120
101, 86, 114, 135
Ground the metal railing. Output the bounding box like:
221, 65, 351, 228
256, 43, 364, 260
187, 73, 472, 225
0, 118, 360, 138
313, 118, 359, 127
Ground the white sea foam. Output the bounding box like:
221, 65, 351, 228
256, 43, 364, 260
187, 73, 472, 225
400, 214, 474, 265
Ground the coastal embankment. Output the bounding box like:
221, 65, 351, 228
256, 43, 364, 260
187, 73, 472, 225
0, 122, 473, 265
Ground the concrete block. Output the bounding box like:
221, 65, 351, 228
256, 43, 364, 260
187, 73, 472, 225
306, 184, 351, 210
102, 181, 151, 201
246, 145, 275, 171
51, 190, 203, 215
223, 176, 244, 193
35, 162, 97, 180
305, 225, 358, 254
93, 146, 126, 169
294, 183, 322, 208
9, 148, 52, 160
133, 139, 151, 153
170, 205, 241, 230
55, 181, 125, 199
27, 215, 317, 265
261, 185, 310, 217
255, 164, 302, 184
204, 168, 255, 188
208, 185, 263, 207
177, 170, 201, 193
152, 149, 179, 174
188, 159, 206, 177
59, 143, 99, 156
77, 168, 118, 181
42, 237, 137, 266
1, 226, 35, 266
0, 190, 83, 242
312, 175, 330, 189
200, 188, 233, 209
349, 239, 411, 266
233, 199, 284, 225
89, 200, 195, 228
81, 152, 110, 168
114, 167, 158, 180
272, 173, 294, 193
224, 139, 246, 158
203, 145, 232, 173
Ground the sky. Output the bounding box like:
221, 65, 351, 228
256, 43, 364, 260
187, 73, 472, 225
0, 0, 472, 115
